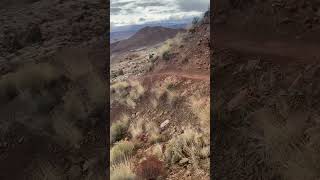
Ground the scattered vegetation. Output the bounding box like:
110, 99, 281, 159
110, 114, 130, 144
110, 140, 135, 165
136, 156, 166, 180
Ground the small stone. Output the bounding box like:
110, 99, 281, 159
160, 120, 170, 129
18, 137, 24, 144
179, 158, 189, 165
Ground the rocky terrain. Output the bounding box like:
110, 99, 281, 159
0, 0, 107, 179
213, 0, 320, 179
110, 12, 210, 180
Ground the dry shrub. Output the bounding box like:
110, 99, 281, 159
164, 128, 209, 170
110, 159, 136, 180
151, 82, 178, 107
129, 119, 163, 144
110, 114, 130, 144
110, 140, 135, 165
189, 96, 210, 135
244, 109, 320, 179
136, 156, 166, 180
111, 80, 145, 108
0, 62, 61, 103
52, 111, 83, 147
63, 89, 87, 121
85, 72, 106, 112
145, 121, 162, 143
157, 32, 185, 59
27, 160, 63, 180
157, 40, 172, 59
150, 144, 164, 160
129, 118, 145, 140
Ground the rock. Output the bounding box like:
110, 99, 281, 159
160, 120, 170, 129
179, 158, 189, 165
18, 137, 24, 144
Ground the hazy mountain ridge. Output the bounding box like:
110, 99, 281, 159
110, 26, 185, 53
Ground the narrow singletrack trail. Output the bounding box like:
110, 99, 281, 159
130, 70, 210, 82
215, 30, 320, 64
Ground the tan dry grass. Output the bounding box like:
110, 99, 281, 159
111, 80, 145, 108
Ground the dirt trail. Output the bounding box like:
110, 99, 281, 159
215, 30, 320, 64
130, 70, 210, 82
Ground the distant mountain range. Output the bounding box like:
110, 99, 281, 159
110, 26, 185, 53
110, 22, 189, 43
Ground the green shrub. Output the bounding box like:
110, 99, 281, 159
162, 51, 170, 61
110, 140, 135, 165
192, 17, 200, 26
110, 115, 130, 144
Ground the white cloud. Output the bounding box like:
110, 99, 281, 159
110, 0, 210, 27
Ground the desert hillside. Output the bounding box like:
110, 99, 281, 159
214, 0, 320, 41
213, 1, 320, 180
0, 0, 107, 179
110, 26, 185, 54
110, 11, 210, 180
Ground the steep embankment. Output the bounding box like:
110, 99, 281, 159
213, 1, 320, 180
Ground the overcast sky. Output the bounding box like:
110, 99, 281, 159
111, 0, 209, 29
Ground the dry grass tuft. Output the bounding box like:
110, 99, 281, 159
129, 118, 163, 144
110, 140, 135, 165
63, 89, 87, 120
145, 121, 162, 143
151, 82, 178, 107
164, 127, 209, 170
110, 114, 130, 144
110, 159, 136, 180
189, 96, 210, 135
111, 80, 145, 108
0, 62, 61, 103
52, 111, 83, 147
129, 118, 145, 140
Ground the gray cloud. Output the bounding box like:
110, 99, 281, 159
135, 2, 165, 7
177, 0, 209, 12
111, 1, 135, 7
111, 7, 122, 14
111, 0, 209, 27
